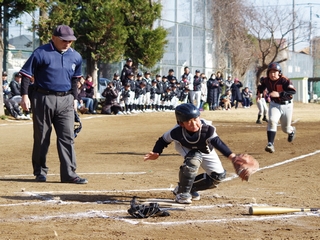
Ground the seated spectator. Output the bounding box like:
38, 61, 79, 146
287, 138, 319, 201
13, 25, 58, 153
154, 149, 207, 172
242, 87, 252, 108
6, 72, 31, 119
78, 77, 95, 114
84, 74, 98, 114
101, 82, 122, 115
76, 80, 89, 114
220, 89, 232, 110
4, 98, 29, 120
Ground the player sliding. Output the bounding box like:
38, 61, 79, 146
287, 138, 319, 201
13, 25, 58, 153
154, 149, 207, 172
144, 103, 259, 204
257, 62, 296, 153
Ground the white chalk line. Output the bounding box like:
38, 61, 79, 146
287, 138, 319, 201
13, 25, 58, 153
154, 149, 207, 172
1, 172, 146, 178
0, 208, 318, 225
2, 149, 320, 225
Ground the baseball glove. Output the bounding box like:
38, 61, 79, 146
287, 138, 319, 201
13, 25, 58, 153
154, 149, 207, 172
127, 196, 170, 218
232, 154, 259, 181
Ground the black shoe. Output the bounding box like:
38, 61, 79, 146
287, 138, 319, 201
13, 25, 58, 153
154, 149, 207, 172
256, 119, 262, 124
35, 175, 46, 182
288, 127, 296, 142
262, 117, 268, 122
62, 177, 88, 184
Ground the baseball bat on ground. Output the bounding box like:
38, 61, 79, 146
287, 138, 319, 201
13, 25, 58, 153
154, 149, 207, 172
249, 206, 319, 215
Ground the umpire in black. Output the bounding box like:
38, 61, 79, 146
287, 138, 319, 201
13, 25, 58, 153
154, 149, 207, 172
20, 25, 88, 184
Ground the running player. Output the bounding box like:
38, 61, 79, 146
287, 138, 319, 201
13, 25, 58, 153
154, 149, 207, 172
257, 62, 296, 153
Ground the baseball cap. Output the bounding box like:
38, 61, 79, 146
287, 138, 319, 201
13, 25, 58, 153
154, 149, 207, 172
15, 72, 22, 77
144, 71, 150, 75
195, 69, 200, 73
114, 72, 119, 77
169, 69, 174, 72
126, 58, 132, 62
2, 71, 7, 76
53, 25, 77, 41
137, 72, 142, 77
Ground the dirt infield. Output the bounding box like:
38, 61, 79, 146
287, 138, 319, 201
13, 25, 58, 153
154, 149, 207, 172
0, 102, 319, 239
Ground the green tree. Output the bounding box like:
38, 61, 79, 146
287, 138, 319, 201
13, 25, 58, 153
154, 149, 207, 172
0, 0, 39, 116
121, 0, 167, 70
37, 0, 128, 89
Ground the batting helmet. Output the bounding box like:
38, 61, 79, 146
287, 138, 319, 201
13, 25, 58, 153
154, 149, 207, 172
175, 103, 200, 123
267, 62, 281, 73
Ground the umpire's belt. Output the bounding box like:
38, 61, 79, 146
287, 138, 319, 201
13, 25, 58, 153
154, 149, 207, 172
272, 100, 292, 105
35, 87, 72, 96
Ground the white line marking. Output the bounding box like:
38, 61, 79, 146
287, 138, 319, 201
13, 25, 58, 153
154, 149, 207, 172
2, 172, 146, 178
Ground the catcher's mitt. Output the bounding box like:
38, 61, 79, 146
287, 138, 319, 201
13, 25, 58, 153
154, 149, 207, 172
232, 154, 259, 181
127, 196, 170, 218
74, 110, 82, 138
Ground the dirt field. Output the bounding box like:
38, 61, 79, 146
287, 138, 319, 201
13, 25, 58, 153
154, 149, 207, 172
0, 102, 319, 240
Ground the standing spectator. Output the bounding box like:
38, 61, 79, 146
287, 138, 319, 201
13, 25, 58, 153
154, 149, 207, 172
127, 72, 137, 113
206, 73, 220, 110
19, 25, 88, 184
242, 87, 252, 108
181, 66, 193, 103
150, 79, 158, 111
215, 71, 224, 106
200, 73, 207, 111
191, 70, 203, 109
120, 83, 131, 114
230, 78, 243, 109
120, 58, 133, 86
225, 75, 233, 91
154, 74, 164, 111
112, 72, 123, 106
143, 71, 152, 112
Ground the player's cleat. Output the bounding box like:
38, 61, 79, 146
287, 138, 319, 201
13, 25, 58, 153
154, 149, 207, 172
265, 142, 275, 153
256, 119, 262, 124
262, 116, 268, 122
175, 193, 192, 204
288, 127, 296, 142
191, 191, 200, 201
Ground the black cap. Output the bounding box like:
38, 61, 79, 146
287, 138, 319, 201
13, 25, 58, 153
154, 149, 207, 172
144, 71, 151, 75
195, 69, 200, 73
15, 72, 22, 77
2, 71, 7, 76
114, 72, 119, 77
156, 74, 161, 77
169, 69, 174, 72
162, 75, 167, 79
128, 72, 135, 76
137, 72, 142, 77
152, 79, 157, 83
53, 25, 77, 41
126, 58, 132, 62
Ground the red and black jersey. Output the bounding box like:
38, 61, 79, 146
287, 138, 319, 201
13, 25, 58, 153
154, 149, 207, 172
258, 76, 296, 102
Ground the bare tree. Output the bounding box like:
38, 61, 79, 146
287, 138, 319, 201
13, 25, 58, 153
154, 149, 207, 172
244, 3, 309, 84
212, 0, 256, 78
